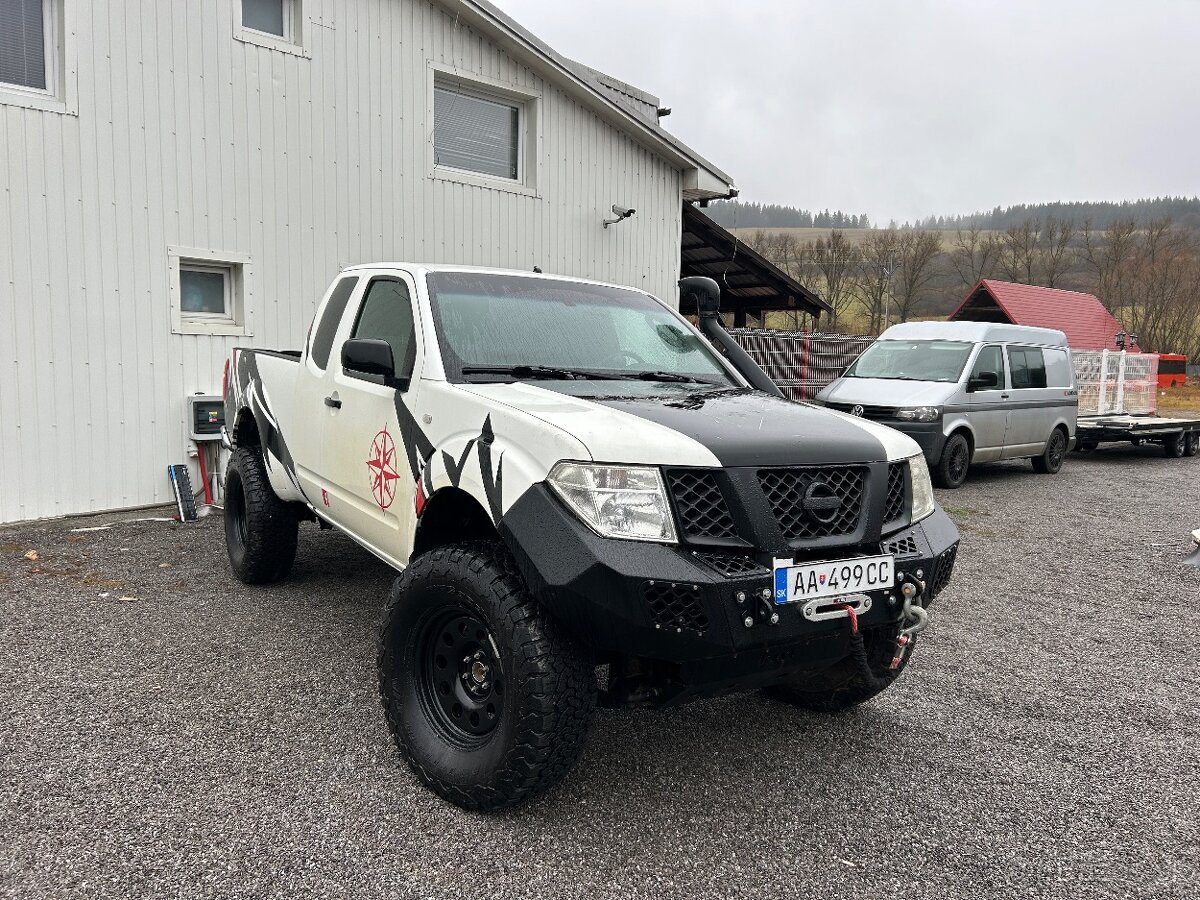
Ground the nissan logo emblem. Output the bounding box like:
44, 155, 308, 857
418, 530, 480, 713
802, 480, 841, 524
850, 404, 865, 417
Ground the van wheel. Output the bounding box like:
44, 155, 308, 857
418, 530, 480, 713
933, 434, 970, 489
378, 542, 595, 811
1184, 431, 1198, 457
224, 445, 299, 584
1163, 433, 1186, 458
1032, 428, 1068, 474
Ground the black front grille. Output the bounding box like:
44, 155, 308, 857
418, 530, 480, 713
668, 471, 737, 539
692, 552, 770, 578
883, 534, 918, 556
757, 466, 865, 540
884, 463, 907, 524
826, 402, 897, 420
927, 544, 957, 598
643, 581, 709, 632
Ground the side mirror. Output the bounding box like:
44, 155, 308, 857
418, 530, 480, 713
342, 338, 406, 389
679, 276, 722, 319
968, 370, 999, 392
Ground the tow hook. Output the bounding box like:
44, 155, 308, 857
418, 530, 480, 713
890, 594, 929, 670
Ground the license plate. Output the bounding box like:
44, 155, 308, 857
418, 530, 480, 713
773, 554, 895, 605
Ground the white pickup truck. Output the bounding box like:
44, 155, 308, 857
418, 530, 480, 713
222, 265, 960, 810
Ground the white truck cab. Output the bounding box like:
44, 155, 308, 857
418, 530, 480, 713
222, 266, 961, 809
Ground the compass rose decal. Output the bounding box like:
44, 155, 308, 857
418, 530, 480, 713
366, 427, 401, 510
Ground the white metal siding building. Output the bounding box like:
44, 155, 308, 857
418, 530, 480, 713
0, 0, 735, 524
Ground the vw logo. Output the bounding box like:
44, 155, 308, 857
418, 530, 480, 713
802, 480, 841, 524
850, 404, 865, 417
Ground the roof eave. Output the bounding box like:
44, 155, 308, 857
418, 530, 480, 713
434, 0, 737, 199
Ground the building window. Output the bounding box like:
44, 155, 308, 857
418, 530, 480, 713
242, 0, 291, 40
0, 0, 52, 92
434, 82, 522, 181
234, 0, 307, 57
180, 265, 233, 321
169, 248, 251, 336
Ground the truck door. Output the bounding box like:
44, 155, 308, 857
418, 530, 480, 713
321, 273, 423, 566
1003, 345, 1054, 457
291, 274, 363, 503
965, 344, 1010, 461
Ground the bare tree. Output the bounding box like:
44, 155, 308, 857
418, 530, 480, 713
853, 229, 901, 333
949, 223, 1001, 288
804, 230, 859, 331
1040, 216, 1076, 288
1000, 218, 1040, 284
892, 230, 944, 322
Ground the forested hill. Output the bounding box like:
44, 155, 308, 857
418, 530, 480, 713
703, 196, 1200, 231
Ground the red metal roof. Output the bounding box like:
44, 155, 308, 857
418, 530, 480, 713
948, 279, 1138, 351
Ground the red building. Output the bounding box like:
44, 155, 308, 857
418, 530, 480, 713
948, 280, 1140, 352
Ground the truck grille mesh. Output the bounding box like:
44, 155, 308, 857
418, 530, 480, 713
882, 534, 919, 556
667, 471, 737, 539
928, 544, 957, 598
884, 463, 907, 523
757, 466, 865, 540
693, 552, 770, 578
643, 581, 709, 633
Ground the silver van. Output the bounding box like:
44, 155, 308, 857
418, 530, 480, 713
816, 321, 1077, 488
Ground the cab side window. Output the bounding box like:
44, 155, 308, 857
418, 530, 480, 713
352, 278, 417, 378
970, 345, 1004, 388
310, 276, 359, 369
1008, 346, 1047, 389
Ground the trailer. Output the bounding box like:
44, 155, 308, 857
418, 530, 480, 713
1075, 414, 1200, 457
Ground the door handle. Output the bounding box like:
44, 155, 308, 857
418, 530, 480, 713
1001, 393, 1010, 399
324, 395, 342, 409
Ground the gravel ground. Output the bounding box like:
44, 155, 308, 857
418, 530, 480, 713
2, 446, 1198, 899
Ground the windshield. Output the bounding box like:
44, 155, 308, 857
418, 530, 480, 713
425, 272, 737, 386
845, 340, 974, 383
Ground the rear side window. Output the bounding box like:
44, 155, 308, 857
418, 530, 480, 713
310, 277, 359, 370
1008, 346, 1048, 389
970, 345, 1004, 387
352, 279, 416, 377
1042, 348, 1072, 387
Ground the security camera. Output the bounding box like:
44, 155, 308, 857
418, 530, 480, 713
603, 204, 636, 228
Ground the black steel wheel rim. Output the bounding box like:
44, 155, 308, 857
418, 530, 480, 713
949, 442, 969, 482
1049, 432, 1065, 469
418, 606, 503, 745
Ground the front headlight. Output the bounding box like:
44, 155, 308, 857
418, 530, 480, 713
894, 406, 941, 422
547, 462, 678, 543
908, 453, 936, 522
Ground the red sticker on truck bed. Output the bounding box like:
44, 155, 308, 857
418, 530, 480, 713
367, 427, 400, 509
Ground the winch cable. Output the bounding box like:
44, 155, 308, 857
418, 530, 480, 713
836, 598, 928, 689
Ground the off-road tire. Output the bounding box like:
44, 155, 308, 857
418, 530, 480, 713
1032, 427, 1068, 474
1184, 431, 1198, 457
765, 627, 914, 712
378, 542, 595, 811
1163, 432, 1186, 458
933, 433, 970, 489
224, 445, 299, 584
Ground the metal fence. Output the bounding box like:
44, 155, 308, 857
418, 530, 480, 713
728, 328, 876, 401
1073, 350, 1159, 416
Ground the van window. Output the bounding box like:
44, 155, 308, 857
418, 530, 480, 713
310, 277, 359, 369
970, 345, 1004, 388
844, 340, 973, 383
1042, 348, 1072, 387
1008, 346, 1048, 389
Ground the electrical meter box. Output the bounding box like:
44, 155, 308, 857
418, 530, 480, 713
189, 395, 225, 441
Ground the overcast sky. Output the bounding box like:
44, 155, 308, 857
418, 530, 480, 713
498, 0, 1200, 224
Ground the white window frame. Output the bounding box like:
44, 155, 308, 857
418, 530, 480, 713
169, 247, 253, 337
0, 0, 77, 115
428, 65, 541, 198
233, 0, 310, 59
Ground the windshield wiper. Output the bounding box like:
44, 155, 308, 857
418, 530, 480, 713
461, 364, 626, 381
632, 371, 709, 383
